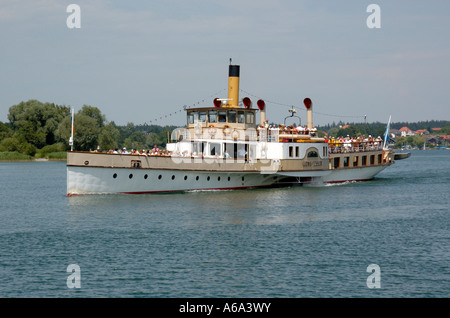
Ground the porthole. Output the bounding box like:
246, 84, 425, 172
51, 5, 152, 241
158, 175, 162, 180
113, 173, 117, 179
218, 176, 221, 181
207, 176, 210, 181
196, 176, 199, 181
228, 176, 231, 181
184, 176, 188, 180
129, 174, 133, 179
144, 174, 148, 179
242, 176, 245, 181
171, 175, 175, 180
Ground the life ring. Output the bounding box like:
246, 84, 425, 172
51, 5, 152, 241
231, 129, 239, 140
223, 125, 231, 135
208, 125, 217, 135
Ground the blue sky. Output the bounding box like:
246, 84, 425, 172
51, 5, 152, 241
1, 0, 449, 127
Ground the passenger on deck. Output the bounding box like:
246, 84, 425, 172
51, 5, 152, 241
152, 145, 159, 155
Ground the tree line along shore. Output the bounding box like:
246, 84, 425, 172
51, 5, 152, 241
1, 100, 449, 161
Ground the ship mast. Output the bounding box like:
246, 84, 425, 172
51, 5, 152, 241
69, 108, 74, 151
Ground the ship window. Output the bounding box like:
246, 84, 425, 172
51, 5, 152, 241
196, 176, 199, 181
208, 110, 217, 123
171, 175, 175, 180
113, 173, 117, 179
242, 176, 245, 181
296, 146, 300, 157
362, 156, 367, 166
158, 175, 162, 179
131, 160, 141, 168
144, 174, 148, 179
184, 176, 188, 180
237, 144, 247, 159
129, 174, 133, 179
238, 111, 245, 123
218, 176, 221, 181
218, 111, 227, 122
343, 157, 349, 167
228, 176, 231, 181
210, 143, 221, 156
353, 156, 359, 167
192, 142, 206, 155
207, 176, 210, 181
333, 157, 340, 168
370, 155, 375, 165
323, 146, 327, 157
246, 112, 255, 124
378, 154, 382, 164
199, 111, 207, 122
188, 111, 197, 124
307, 150, 318, 158
228, 110, 237, 123
289, 146, 293, 157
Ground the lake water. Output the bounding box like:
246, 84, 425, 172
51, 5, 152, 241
0, 150, 449, 298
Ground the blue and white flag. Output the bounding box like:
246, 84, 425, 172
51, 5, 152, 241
383, 115, 391, 149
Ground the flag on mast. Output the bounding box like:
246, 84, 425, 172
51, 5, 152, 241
69, 108, 74, 151
383, 115, 391, 150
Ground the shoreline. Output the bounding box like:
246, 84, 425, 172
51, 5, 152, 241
0, 158, 67, 162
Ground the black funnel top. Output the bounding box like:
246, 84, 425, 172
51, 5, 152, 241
229, 65, 240, 77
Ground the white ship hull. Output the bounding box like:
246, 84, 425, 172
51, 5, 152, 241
67, 166, 277, 195
321, 164, 388, 184
66, 160, 390, 195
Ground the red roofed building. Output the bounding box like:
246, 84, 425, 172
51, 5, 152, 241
399, 126, 415, 137
439, 135, 450, 142
414, 129, 428, 135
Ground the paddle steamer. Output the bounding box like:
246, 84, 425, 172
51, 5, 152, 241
67, 64, 404, 195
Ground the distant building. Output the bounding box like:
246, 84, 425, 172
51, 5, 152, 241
439, 135, 450, 146
389, 128, 400, 137
399, 126, 415, 137
414, 129, 428, 135
426, 135, 450, 147
425, 136, 439, 146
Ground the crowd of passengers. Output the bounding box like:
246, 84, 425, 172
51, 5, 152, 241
98, 145, 173, 156
258, 120, 318, 136
327, 135, 383, 152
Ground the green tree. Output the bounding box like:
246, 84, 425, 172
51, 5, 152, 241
0, 121, 13, 140
407, 135, 425, 148
0, 135, 36, 156
56, 107, 105, 151
123, 130, 147, 150
7, 100, 70, 148
98, 122, 120, 150
78, 105, 105, 128
440, 124, 450, 135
